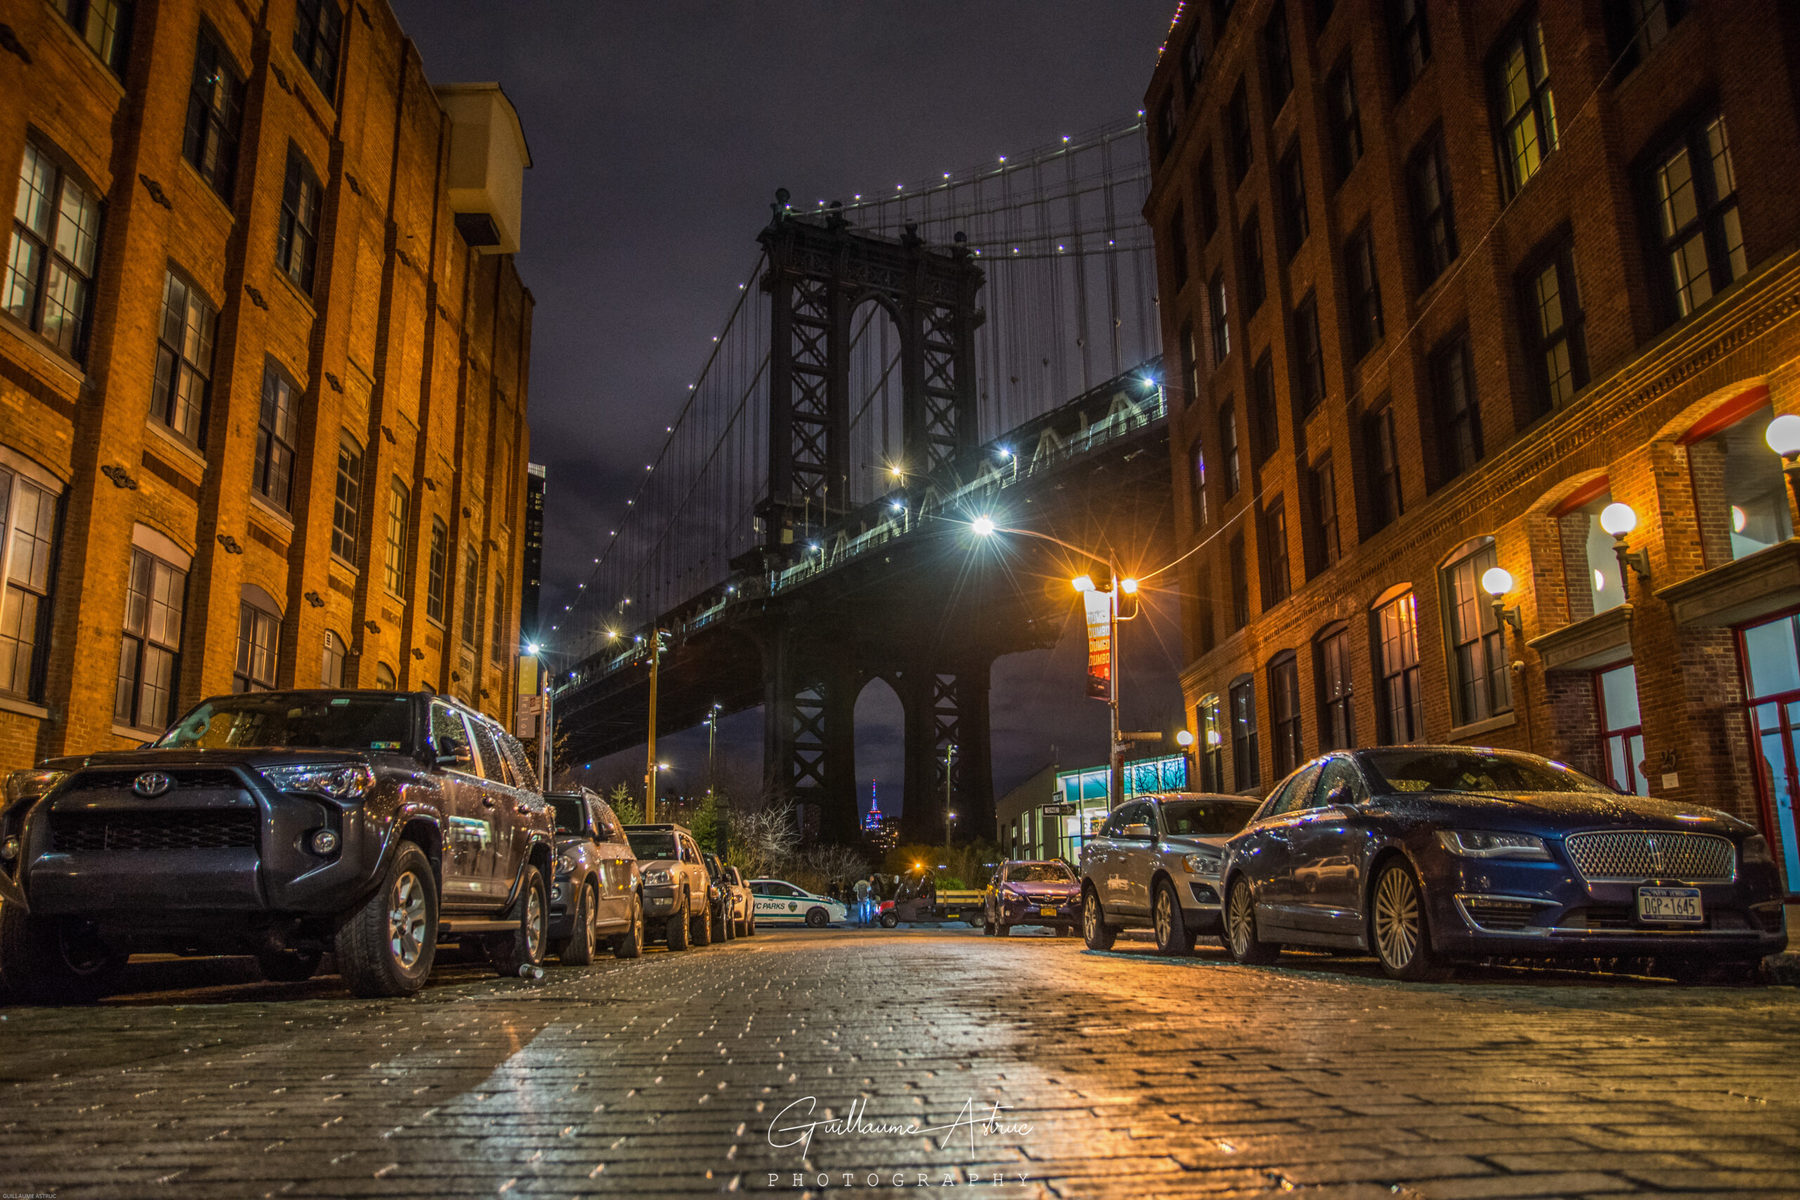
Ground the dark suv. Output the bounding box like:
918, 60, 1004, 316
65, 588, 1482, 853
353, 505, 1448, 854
0, 690, 555, 1001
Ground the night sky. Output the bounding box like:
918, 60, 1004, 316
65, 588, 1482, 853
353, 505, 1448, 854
389, 1, 1187, 814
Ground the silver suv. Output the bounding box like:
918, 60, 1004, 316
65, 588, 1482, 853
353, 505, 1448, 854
1079, 793, 1261, 955
622, 824, 714, 950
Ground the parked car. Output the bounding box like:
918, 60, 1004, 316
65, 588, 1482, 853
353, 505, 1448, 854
701, 852, 736, 942
748, 878, 846, 927
0, 690, 555, 1001
545, 788, 643, 962
715, 861, 755, 937
984, 859, 1081, 936
1220, 746, 1788, 981
1080, 792, 1262, 954
623, 823, 713, 949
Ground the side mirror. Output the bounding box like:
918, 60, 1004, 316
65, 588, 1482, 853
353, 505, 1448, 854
1122, 822, 1153, 839
1325, 782, 1352, 809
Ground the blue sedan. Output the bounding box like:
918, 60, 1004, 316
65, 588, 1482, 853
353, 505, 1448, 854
1221, 746, 1787, 981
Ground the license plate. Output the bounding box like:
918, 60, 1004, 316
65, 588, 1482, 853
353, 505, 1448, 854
1039, 906, 1058, 917
1638, 886, 1702, 924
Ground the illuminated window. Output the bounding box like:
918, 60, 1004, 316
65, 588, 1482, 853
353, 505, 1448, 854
0, 465, 60, 701
1373, 590, 1423, 743
1315, 624, 1354, 750
1648, 114, 1744, 322
1492, 13, 1558, 198
5, 141, 103, 361
276, 146, 322, 293
1229, 675, 1259, 790
51, 0, 131, 75
150, 269, 216, 446
1443, 540, 1512, 725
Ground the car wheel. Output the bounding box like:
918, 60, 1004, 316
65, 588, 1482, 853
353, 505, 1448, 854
489, 866, 549, 978
336, 841, 438, 997
256, 946, 323, 982
880, 912, 898, 928
691, 897, 714, 946
1370, 861, 1449, 982
612, 893, 645, 959
665, 897, 691, 951
561, 883, 599, 965
719, 906, 735, 940
1081, 887, 1116, 951
1224, 876, 1279, 966
804, 906, 829, 928
0, 905, 127, 1004
1153, 879, 1195, 956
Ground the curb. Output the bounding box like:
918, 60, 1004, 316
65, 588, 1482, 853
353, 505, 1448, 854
1765, 952, 1800, 985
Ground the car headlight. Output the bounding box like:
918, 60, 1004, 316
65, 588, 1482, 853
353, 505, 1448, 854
1436, 830, 1552, 860
4, 768, 68, 807
258, 763, 374, 800
643, 867, 671, 885
1183, 850, 1224, 876
1743, 834, 1775, 865
555, 852, 574, 876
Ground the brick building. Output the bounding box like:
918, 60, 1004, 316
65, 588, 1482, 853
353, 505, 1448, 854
1146, 0, 1800, 894
0, 0, 534, 775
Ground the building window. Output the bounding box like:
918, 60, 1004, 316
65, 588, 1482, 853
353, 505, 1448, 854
1156, 95, 1178, 160
332, 436, 362, 563
1189, 434, 1208, 529
1690, 403, 1792, 565
1179, 323, 1199, 408
1210, 270, 1231, 363
1326, 59, 1362, 184
1240, 214, 1266, 316
1522, 235, 1587, 412
1374, 590, 1424, 743
252, 360, 299, 511
1558, 491, 1628, 620
115, 547, 186, 731
1228, 531, 1249, 630
51, 0, 132, 75
318, 629, 345, 687
1229, 675, 1260, 790
1607, 0, 1685, 75
1429, 333, 1481, 484
1443, 540, 1512, 725
1182, 29, 1208, 96
1597, 661, 1647, 795
1220, 398, 1241, 497
1493, 13, 1558, 198
491, 574, 508, 662
427, 517, 448, 624
233, 596, 279, 693
1227, 81, 1253, 184
1315, 624, 1354, 751
1247, 356, 1277, 466
150, 269, 216, 446
1648, 114, 1745, 323
1261, 496, 1290, 608
0, 466, 59, 701
293, 0, 343, 100
5, 141, 103, 361
461, 546, 480, 647
1309, 455, 1340, 574
1408, 132, 1457, 286
1197, 152, 1219, 241
1264, 6, 1294, 108
276, 146, 322, 294
1199, 695, 1224, 791
1268, 653, 1301, 775
1293, 292, 1324, 413
1344, 225, 1384, 359
381, 478, 410, 595
375, 661, 396, 690
1168, 205, 1189, 291
182, 24, 245, 201
1364, 401, 1403, 532
1389, 0, 1430, 92
1276, 144, 1308, 262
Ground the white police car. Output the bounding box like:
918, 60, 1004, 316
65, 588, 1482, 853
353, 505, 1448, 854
747, 879, 847, 927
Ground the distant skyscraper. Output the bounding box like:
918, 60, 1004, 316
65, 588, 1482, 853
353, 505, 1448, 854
524, 463, 546, 638
863, 781, 897, 851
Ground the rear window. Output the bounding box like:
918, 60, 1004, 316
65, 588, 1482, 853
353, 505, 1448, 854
1159, 799, 1260, 836
159, 694, 413, 753
1362, 748, 1614, 796
627, 830, 678, 860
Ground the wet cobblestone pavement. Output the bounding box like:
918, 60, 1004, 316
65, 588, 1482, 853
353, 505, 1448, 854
1, 927, 1797, 1198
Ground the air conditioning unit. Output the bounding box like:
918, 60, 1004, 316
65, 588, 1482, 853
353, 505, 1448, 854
436, 83, 531, 255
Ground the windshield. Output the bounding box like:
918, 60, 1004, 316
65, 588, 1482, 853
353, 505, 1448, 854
1362, 748, 1616, 796
626, 830, 678, 860
158, 694, 412, 753
1006, 862, 1075, 883
1159, 799, 1261, 836
549, 799, 586, 835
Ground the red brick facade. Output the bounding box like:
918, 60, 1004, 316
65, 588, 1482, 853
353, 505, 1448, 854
0, 0, 533, 774
1147, 0, 1800, 891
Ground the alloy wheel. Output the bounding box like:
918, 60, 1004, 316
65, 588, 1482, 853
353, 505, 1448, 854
1373, 867, 1420, 970
1155, 888, 1173, 947
1227, 881, 1253, 958
388, 870, 427, 969
526, 883, 545, 961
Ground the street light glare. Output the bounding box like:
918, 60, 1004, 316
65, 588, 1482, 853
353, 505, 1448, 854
1072, 574, 1094, 592
526, 642, 541, 655
971, 515, 997, 536
1120, 577, 1139, 595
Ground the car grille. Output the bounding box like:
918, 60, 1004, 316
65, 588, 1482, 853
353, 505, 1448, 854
1564, 830, 1735, 883
68, 768, 246, 790
52, 810, 259, 852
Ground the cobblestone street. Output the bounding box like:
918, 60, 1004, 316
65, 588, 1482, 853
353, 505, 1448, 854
1, 928, 1796, 1199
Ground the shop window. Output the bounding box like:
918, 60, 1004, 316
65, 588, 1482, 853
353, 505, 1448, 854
1741, 613, 1800, 887
1597, 662, 1647, 795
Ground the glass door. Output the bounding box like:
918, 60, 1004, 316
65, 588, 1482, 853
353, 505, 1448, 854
1740, 614, 1800, 893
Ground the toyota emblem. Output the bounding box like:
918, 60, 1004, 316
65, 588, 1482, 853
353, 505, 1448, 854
132, 772, 173, 797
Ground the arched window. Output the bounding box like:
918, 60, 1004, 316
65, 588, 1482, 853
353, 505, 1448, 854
233, 585, 281, 693
320, 630, 345, 687
375, 661, 396, 690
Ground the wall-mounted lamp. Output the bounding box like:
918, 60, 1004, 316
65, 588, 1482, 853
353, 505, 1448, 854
1765, 414, 1800, 511
1599, 501, 1651, 589
1480, 566, 1525, 640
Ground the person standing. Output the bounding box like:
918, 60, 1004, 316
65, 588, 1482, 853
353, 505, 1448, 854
853, 875, 872, 926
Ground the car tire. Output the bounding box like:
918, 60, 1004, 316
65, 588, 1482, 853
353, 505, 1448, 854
719, 906, 735, 940
804, 906, 829, 928
665, 898, 691, 951
691, 898, 713, 946
880, 912, 898, 928
1081, 887, 1116, 951
1224, 876, 1280, 966
561, 883, 599, 965
1369, 861, 1450, 982
336, 841, 438, 998
612, 894, 645, 959
1153, 878, 1195, 957
257, 947, 323, 982
0, 905, 126, 1004
489, 866, 549, 978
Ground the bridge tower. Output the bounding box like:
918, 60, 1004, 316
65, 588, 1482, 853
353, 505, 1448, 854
755, 195, 991, 846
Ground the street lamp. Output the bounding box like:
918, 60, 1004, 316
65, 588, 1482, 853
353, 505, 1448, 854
1175, 728, 1196, 790
944, 742, 958, 846
1479, 566, 1535, 752
704, 702, 722, 801
1599, 502, 1651, 594
1766, 414, 1800, 512
644, 629, 670, 823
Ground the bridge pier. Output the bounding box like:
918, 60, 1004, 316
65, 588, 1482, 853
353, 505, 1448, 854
760, 623, 863, 846
897, 656, 994, 848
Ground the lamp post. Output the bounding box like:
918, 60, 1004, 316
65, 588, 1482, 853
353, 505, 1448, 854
704, 702, 721, 802
1480, 567, 1535, 753
944, 742, 958, 847
1766, 414, 1800, 515
643, 630, 667, 823
1599, 502, 1652, 598
1175, 727, 1197, 790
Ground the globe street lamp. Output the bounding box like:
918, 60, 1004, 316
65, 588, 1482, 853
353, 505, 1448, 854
1599, 502, 1651, 596
1766, 414, 1800, 513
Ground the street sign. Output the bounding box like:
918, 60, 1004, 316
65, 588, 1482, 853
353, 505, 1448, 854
1041, 803, 1076, 816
